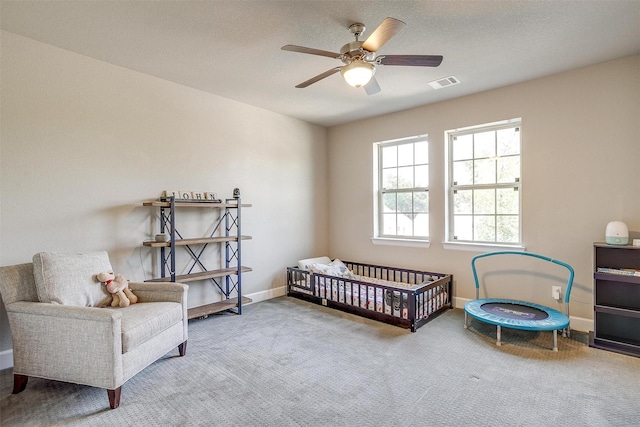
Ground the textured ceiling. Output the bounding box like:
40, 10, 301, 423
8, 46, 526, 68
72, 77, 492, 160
2, 1, 639, 127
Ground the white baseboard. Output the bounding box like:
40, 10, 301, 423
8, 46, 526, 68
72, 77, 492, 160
452, 296, 470, 310
0, 349, 13, 370
568, 316, 593, 333
453, 297, 593, 333
245, 286, 286, 304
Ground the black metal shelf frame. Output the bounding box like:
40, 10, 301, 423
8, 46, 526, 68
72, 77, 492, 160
157, 196, 245, 314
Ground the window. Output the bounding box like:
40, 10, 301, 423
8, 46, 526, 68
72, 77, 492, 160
446, 119, 521, 246
375, 136, 429, 241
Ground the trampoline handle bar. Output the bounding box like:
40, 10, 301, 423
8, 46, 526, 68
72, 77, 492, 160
470, 251, 575, 306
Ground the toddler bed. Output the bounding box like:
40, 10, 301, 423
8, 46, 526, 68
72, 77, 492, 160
286, 257, 452, 332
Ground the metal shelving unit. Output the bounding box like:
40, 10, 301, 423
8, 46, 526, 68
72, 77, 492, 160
143, 196, 252, 319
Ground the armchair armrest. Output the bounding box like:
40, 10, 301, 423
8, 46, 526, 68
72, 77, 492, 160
127, 282, 188, 304
6, 301, 124, 389
8, 300, 122, 321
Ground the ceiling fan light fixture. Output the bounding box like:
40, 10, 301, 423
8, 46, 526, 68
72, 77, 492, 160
341, 60, 375, 88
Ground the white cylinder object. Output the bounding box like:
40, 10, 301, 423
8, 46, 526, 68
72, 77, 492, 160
605, 221, 629, 245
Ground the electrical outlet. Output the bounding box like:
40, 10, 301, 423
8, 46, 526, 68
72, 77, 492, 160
552, 286, 562, 300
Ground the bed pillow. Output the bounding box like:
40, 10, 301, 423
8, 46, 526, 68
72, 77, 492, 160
32, 251, 112, 307
328, 259, 352, 276
308, 263, 339, 276
309, 259, 355, 278
297, 256, 332, 270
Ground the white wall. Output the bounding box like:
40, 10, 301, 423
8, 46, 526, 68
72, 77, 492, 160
327, 55, 640, 327
0, 31, 329, 364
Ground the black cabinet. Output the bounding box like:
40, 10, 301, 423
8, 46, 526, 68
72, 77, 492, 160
590, 243, 640, 358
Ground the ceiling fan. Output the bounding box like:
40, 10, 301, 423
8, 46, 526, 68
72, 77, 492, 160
281, 17, 443, 95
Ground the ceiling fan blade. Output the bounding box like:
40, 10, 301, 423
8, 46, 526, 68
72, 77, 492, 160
281, 44, 341, 59
364, 76, 381, 95
295, 67, 341, 88
362, 17, 406, 52
378, 55, 443, 67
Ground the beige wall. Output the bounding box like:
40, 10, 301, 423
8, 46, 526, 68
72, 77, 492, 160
0, 31, 329, 362
327, 55, 640, 325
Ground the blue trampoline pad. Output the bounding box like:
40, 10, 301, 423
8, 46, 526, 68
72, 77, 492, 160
465, 298, 569, 331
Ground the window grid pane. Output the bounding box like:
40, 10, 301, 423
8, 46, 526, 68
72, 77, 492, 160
382, 168, 397, 190
397, 166, 414, 189
415, 141, 428, 164
378, 138, 429, 239
415, 165, 429, 187
414, 192, 428, 213
474, 158, 496, 184
382, 145, 397, 168
448, 121, 521, 245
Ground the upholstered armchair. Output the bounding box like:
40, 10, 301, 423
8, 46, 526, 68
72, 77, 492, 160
0, 251, 188, 409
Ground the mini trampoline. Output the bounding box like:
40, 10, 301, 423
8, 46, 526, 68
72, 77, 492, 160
464, 251, 574, 351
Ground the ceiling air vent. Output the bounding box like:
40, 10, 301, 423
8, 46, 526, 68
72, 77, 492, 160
428, 76, 460, 90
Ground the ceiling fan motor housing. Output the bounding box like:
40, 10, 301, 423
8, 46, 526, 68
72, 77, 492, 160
340, 41, 369, 63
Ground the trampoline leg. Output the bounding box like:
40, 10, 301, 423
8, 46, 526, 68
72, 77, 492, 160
464, 311, 468, 329
552, 330, 558, 352
496, 325, 502, 346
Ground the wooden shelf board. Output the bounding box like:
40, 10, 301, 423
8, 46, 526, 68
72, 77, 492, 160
145, 266, 252, 283
188, 296, 252, 319
144, 201, 252, 208
595, 304, 640, 318
594, 272, 640, 285
143, 235, 252, 247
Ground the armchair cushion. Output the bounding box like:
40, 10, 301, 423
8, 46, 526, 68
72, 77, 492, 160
32, 251, 111, 307
116, 302, 183, 353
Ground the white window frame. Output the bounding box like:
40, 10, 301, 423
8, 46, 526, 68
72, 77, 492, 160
444, 119, 524, 252
372, 135, 430, 247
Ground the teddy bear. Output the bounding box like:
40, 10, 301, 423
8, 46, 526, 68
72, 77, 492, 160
96, 271, 138, 308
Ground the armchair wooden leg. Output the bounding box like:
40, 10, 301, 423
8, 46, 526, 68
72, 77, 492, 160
107, 387, 121, 409
178, 340, 187, 356
12, 374, 28, 394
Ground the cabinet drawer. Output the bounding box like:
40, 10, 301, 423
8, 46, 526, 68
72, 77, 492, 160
594, 312, 640, 347
595, 279, 640, 310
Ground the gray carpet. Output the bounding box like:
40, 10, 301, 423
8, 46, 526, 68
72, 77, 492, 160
1, 297, 639, 426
